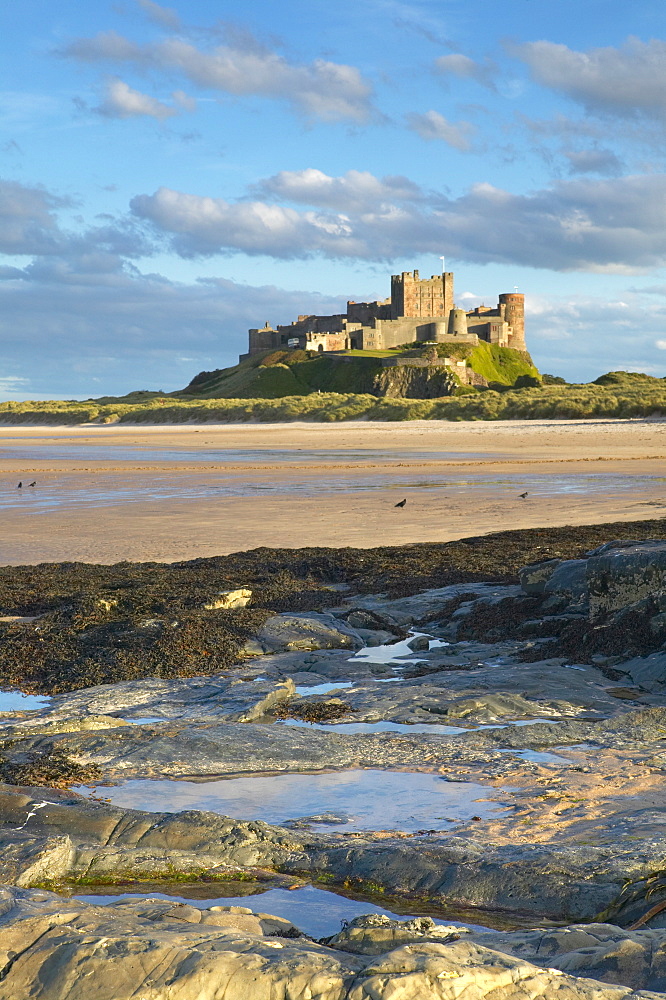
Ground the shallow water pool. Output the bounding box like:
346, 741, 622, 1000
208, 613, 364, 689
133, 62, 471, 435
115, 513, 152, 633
496, 748, 571, 764
90, 769, 502, 833
348, 633, 433, 666
72, 883, 492, 938
0, 690, 50, 714
281, 719, 469, 735
5, 470, 661, 513
294, 682, 353, 697
1, 445, 497, 465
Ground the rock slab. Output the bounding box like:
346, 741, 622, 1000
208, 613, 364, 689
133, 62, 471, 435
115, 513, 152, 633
0, 887, 662, 1000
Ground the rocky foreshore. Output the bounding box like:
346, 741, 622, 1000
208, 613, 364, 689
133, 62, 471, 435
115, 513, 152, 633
4, 528, 666, 996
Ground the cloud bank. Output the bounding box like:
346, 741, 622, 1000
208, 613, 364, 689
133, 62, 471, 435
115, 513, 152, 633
130, 170, 666, 272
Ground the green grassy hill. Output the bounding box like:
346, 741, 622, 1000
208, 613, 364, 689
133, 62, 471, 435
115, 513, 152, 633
175, 342, 540, 400
440, 342, 540, 386
175, 350, 383, 399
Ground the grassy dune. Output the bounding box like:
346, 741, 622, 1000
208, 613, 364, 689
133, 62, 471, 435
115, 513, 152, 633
2, 371, 666, 423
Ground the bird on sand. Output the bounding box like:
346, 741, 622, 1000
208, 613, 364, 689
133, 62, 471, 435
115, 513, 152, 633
16, 482, 22, 489
394, 498, 407, 508
28, 481, 36, 487
518, 491, 528, 499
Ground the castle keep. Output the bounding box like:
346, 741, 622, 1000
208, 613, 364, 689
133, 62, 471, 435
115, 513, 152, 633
244, 269, 525, 358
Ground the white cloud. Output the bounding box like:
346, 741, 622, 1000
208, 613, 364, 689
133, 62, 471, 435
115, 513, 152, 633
435, 53, 498, 89
405, 110, 475, 150
62, 28, 374, 122
95, 77, 178, 120
254, 168, 423, 212
158, 39, 373, 121
512, 37, 666, 121
369, 0, 452, 47
131, 187, 358, 257
130, 171, 666, 272
136, 0, 182, 30
63, 30, 145, 63
172, 89, 196, 113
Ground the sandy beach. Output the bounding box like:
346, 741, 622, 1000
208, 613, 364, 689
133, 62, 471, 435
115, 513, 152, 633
0, 418, 665, 564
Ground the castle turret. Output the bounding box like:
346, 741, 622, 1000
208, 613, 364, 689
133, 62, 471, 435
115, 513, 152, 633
431, 320, 448, 342
498, 293, 525, 351
447, 307, 468, 339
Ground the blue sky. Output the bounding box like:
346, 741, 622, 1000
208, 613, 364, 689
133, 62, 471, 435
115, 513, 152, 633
1, 0, 666, 398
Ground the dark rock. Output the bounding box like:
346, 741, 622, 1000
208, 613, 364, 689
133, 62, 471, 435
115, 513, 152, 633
242, 613, 364, 655
587, 541, 666, 616
519, 559, 563, 595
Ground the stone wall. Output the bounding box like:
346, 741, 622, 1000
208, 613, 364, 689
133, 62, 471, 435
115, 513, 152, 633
353, 318, 478, 350
346, 299, 391, 324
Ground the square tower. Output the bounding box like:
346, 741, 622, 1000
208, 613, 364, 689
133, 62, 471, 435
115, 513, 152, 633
390, 270, 454, 319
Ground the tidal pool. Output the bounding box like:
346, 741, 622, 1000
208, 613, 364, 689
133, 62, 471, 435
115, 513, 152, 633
348, 633, 433, 666
126, 717, 167, 725
72, 884, 492, 938
280, 717, 564, 736
90, 770, 502, 833
0, 690, 50, 714
294, 682, 353, 697
277, 721, 570, 762
495, 748, 571, 764
281, 719, 469, 735
481, 719, 565, 728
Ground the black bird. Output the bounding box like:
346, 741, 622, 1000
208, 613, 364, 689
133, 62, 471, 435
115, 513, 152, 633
394, 498, 407, 508
28, 481, 36, 487
16, 482, 22, 489
519, 491, 528, 499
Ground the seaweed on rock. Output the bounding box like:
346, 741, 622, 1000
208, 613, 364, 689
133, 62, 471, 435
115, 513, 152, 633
3, 519, 666, 694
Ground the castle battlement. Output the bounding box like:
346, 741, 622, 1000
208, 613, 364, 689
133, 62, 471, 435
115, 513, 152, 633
245, 268, 525, 358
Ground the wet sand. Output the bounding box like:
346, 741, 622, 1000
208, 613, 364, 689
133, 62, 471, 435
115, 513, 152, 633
1, 419, 665, 564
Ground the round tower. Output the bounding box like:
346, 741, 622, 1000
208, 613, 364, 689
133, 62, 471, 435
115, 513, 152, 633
431, 319, 448, 342
498, 293, 525, 350
447, 307, 468, 339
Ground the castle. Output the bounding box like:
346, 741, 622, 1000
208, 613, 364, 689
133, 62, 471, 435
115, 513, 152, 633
243, 269, 525, 359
